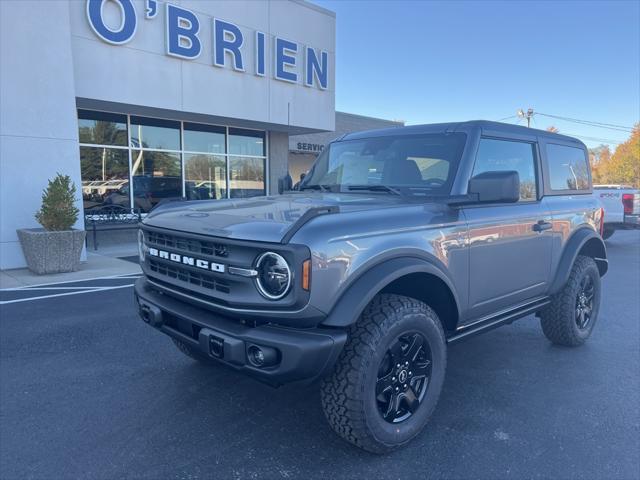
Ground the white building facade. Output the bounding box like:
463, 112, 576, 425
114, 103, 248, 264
0, 0, 335, 269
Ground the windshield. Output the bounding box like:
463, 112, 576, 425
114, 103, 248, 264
299, 132, 466, 195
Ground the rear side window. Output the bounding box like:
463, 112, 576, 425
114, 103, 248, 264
545, 143, 590, 191
472, 138, 537, 201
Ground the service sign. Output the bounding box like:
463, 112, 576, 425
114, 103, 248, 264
85, 0, 329, 90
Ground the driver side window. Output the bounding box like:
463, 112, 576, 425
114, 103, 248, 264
473, 138, 538, 201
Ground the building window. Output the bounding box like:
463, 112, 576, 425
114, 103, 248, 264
78, 110, 127, 146
130, 116, 181, 151
80, 146, 130, 208
229, 157, 266, 198
185, 154, 227, 200
78, 110, 267, 212
229, 128, 265, 156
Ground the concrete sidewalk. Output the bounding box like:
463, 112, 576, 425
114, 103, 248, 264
0, 251, 141, 288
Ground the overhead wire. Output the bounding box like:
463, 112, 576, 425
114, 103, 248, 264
495, 111, 633, 145
535, 112, 634, 132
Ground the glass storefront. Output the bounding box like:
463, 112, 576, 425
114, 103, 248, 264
78, 110, 267, 212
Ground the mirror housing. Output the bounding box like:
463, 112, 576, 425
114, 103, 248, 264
467, 170, 520, 204
277, 174, 293, 195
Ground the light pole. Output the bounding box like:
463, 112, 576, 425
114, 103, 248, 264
517, 108, 534, 128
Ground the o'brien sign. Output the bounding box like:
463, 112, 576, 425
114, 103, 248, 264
85, 0, 329, 90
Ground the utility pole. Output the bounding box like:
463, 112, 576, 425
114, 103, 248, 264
517, 108, 534, 128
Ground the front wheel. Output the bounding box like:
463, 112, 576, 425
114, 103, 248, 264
539, 255, 601, 346
320, 294, 447, 453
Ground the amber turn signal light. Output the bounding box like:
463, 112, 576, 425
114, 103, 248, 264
302, 259, 311, 291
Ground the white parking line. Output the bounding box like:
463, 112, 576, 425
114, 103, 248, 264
0, 284, 135, 305
0, 273, 141, 290
0, 286, 100, 291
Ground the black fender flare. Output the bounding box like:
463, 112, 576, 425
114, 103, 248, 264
320, 257, 461, 328
549, 227, 608, 295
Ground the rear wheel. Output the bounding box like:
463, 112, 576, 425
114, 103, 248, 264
320, 294, 446, 453
540, 255, 601, 346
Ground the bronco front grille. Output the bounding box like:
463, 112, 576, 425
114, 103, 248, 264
149, 259, 231, 294
147, 231, 228, 258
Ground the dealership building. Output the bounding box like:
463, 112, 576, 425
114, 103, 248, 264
289, 112, 403, 182
1, 0, 339, 270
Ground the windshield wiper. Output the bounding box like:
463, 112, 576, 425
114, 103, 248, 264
347, 184, 404, 196
299, 184, 330, 192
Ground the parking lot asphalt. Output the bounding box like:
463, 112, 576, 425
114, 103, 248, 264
1, 231, 638, 480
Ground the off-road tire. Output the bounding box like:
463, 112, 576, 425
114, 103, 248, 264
540, 255, 601, 347
602, 228, 614, 240
172, 338, 215, 364
320, 294, 447, 454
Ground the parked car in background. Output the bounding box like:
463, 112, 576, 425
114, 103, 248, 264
594, 185, 640, 239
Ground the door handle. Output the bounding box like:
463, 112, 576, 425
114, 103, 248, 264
533, 220, 552, 232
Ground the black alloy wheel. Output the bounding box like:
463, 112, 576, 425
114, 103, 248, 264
321, 294, 447, 453
575, 275, 595, 329
376, 332, 432, 423
539, 255, 601, 347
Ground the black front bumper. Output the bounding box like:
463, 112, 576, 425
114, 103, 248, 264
134, 277, 347, 386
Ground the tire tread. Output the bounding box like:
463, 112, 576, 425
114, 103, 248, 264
540, 255, 599, 346
320, 293, 445, 453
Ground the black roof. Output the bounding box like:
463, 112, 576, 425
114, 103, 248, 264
340, 120, 583, 145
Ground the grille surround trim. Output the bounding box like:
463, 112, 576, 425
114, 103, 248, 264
139, 224, 312, 311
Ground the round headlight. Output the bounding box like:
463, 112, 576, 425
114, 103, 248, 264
137, 229, 146, 262
255, 252, 291, 300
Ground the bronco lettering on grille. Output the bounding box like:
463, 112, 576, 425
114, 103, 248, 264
148, 248, 225, 273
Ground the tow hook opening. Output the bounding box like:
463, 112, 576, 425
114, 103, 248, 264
209, 336, 224, 358
136, 297, 163, 327
140, 305, 152, 323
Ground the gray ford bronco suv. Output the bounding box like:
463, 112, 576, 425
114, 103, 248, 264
134, 121, 607, 453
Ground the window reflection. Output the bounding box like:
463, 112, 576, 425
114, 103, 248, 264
546, 144, 590, 191
229, 157, 265, 198
185, 154, 227, 200
473, 139, 537, 201
130, 116, 180, 151
184, 123, 225, 154
131, 150, 182, 212
78, 110, 127, 146
229, 128, 265, 156
80, 146, 130, 209
78, 111, 268, 208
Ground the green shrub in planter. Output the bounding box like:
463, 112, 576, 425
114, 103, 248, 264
17, 173, 86, 274
35, 174, 80, 231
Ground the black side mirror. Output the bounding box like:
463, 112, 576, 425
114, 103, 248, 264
277, 174, 293, 194
468, 170, 520, 203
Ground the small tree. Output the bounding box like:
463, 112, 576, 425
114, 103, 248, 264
35, 173, 79, 231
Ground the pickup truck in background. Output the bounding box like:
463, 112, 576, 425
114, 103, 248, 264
594, 185, 640, 240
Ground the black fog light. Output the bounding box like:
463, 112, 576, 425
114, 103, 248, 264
247, 344, 278, 368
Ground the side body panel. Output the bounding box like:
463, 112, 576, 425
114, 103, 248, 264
462, 202, 553, 321
291, 202, 470, 317
537, 135, 603, 281
543, 194, 603, 282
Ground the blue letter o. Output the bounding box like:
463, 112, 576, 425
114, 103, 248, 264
86, 0, 137, 45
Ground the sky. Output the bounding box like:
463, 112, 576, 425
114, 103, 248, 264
315, 0, 640, 149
